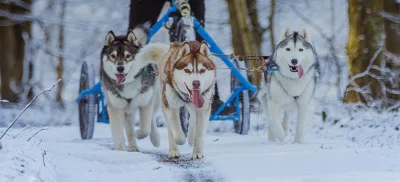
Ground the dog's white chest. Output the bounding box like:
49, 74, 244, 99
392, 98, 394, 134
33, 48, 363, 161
263, 70, 315, 105
104, 80, 154, 110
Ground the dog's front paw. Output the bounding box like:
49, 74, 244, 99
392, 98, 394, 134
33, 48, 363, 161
191, 153, 204, 160
293, 136, 304, 144
127, 146, 139, 152
114, 146, 125, 151
169, 151, 181, 159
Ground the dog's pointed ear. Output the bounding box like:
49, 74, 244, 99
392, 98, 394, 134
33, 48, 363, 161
279, 26, 292, 41
177, 42, 191, 59
126, 30, 137, 44
199, 40, 211, 58
299, 25, 311, 42
105, 31, 116, 46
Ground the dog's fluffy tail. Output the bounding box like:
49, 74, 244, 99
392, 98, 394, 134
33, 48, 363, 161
136, 43, 170, 65
132, 22, 151, 46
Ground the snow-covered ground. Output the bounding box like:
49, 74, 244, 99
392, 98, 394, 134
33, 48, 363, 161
1, 121, 400, 182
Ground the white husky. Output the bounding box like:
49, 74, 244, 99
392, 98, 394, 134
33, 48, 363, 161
258, 26, 319, 144
136, 41, 216, 160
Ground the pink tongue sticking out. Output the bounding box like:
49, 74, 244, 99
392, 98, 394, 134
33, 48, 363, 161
298, 65, 304, 78
115, 74, 126, 85
191, 89, 205, 108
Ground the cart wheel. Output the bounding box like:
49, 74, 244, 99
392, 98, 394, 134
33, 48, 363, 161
230, 59, 251, 135
173, 18, 190, 135
78, 61, 97, 140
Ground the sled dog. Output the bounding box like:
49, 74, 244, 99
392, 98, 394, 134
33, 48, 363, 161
100, 23, 160, 151
258, 26, 319, 144
136, 40, 216, 159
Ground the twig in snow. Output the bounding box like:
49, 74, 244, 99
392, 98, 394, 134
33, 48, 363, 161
21, 154, 36, 162
27, 127, 49, 141
12, 125, 31, 139
0, 79, 61, 141
0, 141, 2, 150
42, 150, 46, 167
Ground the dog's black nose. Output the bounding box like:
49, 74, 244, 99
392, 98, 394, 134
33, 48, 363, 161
192, 80, 200, 89
117, 66, 125, 73
291, 59, 298, 65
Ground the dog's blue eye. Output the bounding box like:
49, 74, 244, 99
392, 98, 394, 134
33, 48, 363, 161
299, 48, 304, 52
184, 69, 191, 73
111, 54, 116, 58
286, 48, 290, 51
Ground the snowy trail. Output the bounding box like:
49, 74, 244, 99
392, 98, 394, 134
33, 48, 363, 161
34, 124, 224, 182
25, 123, 400, 182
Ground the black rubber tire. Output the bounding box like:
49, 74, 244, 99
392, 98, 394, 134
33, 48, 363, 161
172, 18, 190, 135
78, 61, 97, 140
230, 59, 251, 135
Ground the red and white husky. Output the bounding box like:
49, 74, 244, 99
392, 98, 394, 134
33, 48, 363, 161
136, 41, 216, 160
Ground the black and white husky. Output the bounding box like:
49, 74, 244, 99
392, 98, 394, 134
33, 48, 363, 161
100, 23, 160, 151
258, 26, 320, 144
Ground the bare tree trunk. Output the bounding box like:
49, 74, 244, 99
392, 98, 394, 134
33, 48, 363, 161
246, 0, 265, 54
268, 0, 276, 51
246, 0, 265, 90
0, 3, 18, 102
56, 0, 66, 108
226, 0, 261, 88
226, 0, 243, 55
383, 0, 400, 107
344, 0, 383, 105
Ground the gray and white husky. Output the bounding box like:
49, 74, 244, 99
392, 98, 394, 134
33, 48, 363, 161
258, 26, 319, 144
100, 23, 160, 151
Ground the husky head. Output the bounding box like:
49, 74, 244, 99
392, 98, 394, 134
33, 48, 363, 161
275, 26, 314, 79
101, 23, 150, 85
173, 41, 216, 109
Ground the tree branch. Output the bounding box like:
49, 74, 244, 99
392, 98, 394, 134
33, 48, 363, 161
0, 79, 61, 141
380, 11, 400, 24
348, 48, 383, 84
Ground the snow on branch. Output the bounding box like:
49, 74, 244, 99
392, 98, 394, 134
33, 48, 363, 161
347, 47, 383, 84
380, 11, 400, 24
0, 79, 61, 141
346, 48, 400, 111
0, 100, 9, 103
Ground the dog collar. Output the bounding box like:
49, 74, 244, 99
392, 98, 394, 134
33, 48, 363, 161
260, 56, 279, 73
265, 64, 279, 72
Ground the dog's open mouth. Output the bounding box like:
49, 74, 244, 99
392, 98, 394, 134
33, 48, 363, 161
288, 65, 304, 78
289, 66, 298, 72
115, 74, 127, 85
185, 83, 205, 109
